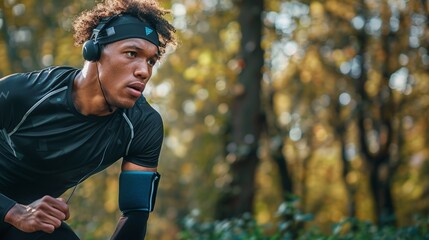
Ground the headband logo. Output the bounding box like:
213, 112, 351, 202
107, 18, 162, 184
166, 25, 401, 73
145, 27, 154, 36
106, 27, 116, 37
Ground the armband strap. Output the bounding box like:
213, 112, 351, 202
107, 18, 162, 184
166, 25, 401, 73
119, 171, 160, 213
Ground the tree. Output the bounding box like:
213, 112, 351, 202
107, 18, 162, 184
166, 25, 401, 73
215, 0, 264, 219
268, 0, 429, 227
0, 0, 91, 75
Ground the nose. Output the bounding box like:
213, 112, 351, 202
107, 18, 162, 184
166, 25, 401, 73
134, 61, 151, 81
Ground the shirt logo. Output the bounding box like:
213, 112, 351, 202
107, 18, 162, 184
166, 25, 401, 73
0, 91, 9, 100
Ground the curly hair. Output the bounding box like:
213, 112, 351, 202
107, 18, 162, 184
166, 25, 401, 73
73, 0, 177, 56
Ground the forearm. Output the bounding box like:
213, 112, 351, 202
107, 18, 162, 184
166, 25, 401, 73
110, 211, 149, 240
111, 168, 160, 240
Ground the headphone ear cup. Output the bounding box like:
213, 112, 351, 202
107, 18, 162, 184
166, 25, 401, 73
82, 40, 101, 61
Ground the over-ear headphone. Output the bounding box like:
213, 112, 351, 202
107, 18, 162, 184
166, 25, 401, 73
82, 15, 118, 61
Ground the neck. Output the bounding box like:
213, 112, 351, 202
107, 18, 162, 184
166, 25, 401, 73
95, 64, 113, 113
72, 62, 116, 116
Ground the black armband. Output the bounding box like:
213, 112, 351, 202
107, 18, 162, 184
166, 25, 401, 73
118, 171, 160, 213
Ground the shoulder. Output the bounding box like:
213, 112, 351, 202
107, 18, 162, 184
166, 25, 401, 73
1, 66, 78, 87
125, 97, 163, 124
0, 66, 80, 113
122, 97, 163, 138
28, 66, 79, 85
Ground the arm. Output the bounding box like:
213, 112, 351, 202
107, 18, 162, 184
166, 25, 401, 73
2, 74, 69, 233
110, 162, 159, 240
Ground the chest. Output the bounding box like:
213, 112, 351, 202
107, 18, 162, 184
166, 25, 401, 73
8, 108, 132, 173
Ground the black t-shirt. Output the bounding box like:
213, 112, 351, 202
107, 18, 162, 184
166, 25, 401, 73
0, 66, 163, 204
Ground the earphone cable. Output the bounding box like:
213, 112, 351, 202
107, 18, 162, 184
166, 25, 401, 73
66, 133, 113, 204
95, 63, 113, 113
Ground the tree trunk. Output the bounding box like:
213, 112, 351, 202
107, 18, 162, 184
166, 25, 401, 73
334, 101, 357, 218
355, 0, 396, 226
265, 90, 294, 197
215, 0, 264, 219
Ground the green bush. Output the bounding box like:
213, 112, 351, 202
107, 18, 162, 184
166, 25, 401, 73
178, 198, 429, 240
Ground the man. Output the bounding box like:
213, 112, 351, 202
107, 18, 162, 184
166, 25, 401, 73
0, 0, 177, 239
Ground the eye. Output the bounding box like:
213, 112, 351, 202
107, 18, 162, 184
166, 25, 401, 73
126, 51, 137, 57
147, 58, 158, 67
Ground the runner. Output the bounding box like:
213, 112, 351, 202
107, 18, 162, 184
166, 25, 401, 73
0, 0, 177, 239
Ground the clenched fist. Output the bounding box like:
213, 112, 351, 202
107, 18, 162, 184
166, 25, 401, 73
4, 195, 70, 233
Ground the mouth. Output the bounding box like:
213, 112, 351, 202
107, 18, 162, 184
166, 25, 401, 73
128, 82, 145, 92
127, 82, 145, 97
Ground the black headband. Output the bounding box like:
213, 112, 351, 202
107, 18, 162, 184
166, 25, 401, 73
96, 14, 160, 47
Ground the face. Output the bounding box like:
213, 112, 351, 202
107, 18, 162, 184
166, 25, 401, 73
97, 38, 159, 109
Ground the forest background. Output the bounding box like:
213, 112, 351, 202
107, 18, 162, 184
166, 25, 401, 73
1, 0, 428, 239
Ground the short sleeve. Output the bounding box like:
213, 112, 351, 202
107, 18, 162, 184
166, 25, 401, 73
123, 102, 164, 168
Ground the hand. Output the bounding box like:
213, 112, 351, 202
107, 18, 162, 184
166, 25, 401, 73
4, 195, 70, 233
